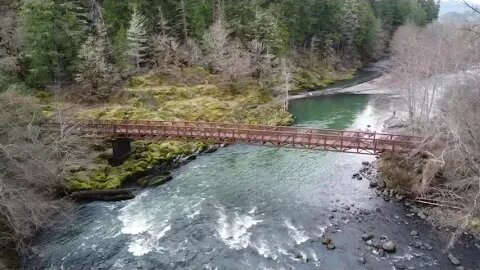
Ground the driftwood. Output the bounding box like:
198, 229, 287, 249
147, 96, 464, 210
70, 189, 135, 202
409, 197, 463, 210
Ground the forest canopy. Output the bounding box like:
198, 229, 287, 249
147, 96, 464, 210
0, 0, 439, 89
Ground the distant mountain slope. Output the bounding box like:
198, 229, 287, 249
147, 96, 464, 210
440, 0, 478, 15
440, 10, 480, 23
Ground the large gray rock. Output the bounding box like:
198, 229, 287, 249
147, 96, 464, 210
321, 238, 332, 245
382, 240, 396, 253
417, 212, 427, 220
358, 256, 366, 264
378, 180, 386, 189
447, 253, 460, 265
361, 234, 374, 241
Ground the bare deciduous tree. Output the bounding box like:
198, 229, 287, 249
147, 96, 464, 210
203, 16, 230, 74
0, 91, 80, 253
390, 23, 473, 129
248, 39, 274, 80
276, 58, 292, 110
203, 16, 254, 82
386, 19, 480, 247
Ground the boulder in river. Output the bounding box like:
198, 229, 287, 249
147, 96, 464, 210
204, 147, 218, 154
70, 189, 135, 202
358, 256, 366, 264
321, 238, 332, 245
382, 240, 396, 253
378, 180, 386, 189
410, 230, 418, 237
150, 175, 174, 187
447, 253, 460, 265
361, 234, 374, 241
327, 243, 336, 250
417, 212, 427, 220
378, 249, 386, 257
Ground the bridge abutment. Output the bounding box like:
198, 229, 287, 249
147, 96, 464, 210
112, 138, 132, 165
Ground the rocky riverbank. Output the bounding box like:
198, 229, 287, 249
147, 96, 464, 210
350, 160, 479, 269
289, 60, 394, 100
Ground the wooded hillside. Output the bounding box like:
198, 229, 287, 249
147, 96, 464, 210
0, 0, 439, 90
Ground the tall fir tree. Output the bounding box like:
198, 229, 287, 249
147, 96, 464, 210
113, 24, 128, 73
21, 0, 58, 87
341, 0, 360, 59
127, 6, 149, 72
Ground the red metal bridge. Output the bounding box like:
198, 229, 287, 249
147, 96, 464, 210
53, 120, 419, 156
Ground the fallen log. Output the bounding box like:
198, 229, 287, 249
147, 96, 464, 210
70, 189, 135, 202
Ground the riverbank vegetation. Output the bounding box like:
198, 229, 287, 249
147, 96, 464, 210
0, 0, 439, 267
382, 16, 480, 238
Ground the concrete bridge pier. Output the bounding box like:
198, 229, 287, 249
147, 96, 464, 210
112, 138, 132, 165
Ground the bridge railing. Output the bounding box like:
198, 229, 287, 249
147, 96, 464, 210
66, 119, 419, 142
44, 120, 419, 154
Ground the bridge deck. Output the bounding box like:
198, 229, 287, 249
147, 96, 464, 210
51, 120, 419, 155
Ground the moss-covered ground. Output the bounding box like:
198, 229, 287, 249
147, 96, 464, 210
78, 68, 293, 126
69, 67, 293, 191
291, 66, 356, 94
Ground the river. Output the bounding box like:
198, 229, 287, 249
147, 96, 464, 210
27, 74, 480, 269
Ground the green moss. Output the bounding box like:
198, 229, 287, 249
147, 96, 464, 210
79, 77, 293, 125
291, 66, 356, 94
68, 141, 207, 191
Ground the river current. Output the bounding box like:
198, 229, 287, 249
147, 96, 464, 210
28, 85, 480, 269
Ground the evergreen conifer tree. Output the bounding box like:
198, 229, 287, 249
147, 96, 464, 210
127, 6, 149, 72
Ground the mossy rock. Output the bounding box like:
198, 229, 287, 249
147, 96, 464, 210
67, 141, 204, 192
292, 66, 356, 93
150, 175, 174, 187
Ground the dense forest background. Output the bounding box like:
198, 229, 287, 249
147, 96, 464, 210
1, 0, 439, 92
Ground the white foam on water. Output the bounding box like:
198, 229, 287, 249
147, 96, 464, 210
184, 198, 205, 219
112, 258, 127, 269
253, 239, 278, 260
216, 207, 263, 250
126, 223, 171, 257
308, 248, 318, 262
279, 248, 289, 256
128, 238, 152, 256
118, 212, 151, 235
283, 219, 309, 245
117, 193, 174, 257
315, 226, 326, 237
118, 192, 152, 235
